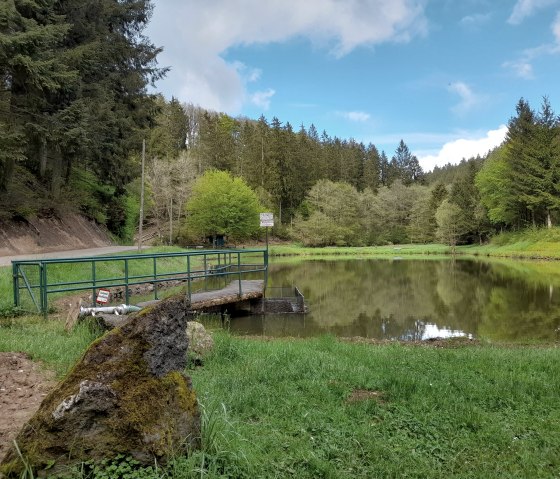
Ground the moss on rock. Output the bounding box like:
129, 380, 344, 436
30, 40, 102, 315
0, 294, 200, 477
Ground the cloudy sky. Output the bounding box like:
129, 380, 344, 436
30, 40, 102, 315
146, 0, 560, 171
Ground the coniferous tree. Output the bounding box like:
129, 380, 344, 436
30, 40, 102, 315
505, 98, 538, 226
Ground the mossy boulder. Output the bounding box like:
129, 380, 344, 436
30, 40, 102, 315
0, 294, 200, 477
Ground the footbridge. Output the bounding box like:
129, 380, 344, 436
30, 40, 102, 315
11, 249, 268, 316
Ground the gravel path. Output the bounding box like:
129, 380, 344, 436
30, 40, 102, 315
0, 246, 143, 267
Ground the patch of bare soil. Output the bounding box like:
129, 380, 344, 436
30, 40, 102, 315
0, 213, 111, 257
346, 389, 385, 404
0, 353, 56, 461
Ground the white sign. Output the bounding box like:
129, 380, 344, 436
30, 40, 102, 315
96, 289, 111, 304
260, 212, 274, 227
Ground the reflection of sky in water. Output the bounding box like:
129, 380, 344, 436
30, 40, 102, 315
421, 323, 472, 340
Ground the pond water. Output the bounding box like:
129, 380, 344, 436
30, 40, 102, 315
228, 257, 560, 341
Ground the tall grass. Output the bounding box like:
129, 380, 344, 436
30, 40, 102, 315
184, 333, 560, 478
0, 315, 102, 377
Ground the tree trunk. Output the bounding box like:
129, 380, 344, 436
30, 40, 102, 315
547, 210, 552, 228
39, 139, 47, 178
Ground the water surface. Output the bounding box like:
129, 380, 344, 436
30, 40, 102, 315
228, 257, 560, 341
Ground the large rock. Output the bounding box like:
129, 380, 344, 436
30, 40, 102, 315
186, 321, 214, 361
0, 294, 200, 477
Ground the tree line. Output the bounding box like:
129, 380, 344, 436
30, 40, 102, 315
1, 1, 558, 246
0, 0, 163, 237
152, 96, 559, 247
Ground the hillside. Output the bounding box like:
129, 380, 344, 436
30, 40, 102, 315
0, 214, 112, 257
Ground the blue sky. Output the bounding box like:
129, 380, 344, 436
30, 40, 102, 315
146, 0, 560, 171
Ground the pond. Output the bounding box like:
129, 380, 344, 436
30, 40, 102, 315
227, 257, 560, 341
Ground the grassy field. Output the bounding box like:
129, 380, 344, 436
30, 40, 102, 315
269, 227, 560, 259
184, 333, 560, 478
1, 318, 559, 478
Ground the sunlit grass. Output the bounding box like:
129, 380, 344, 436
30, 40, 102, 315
185, 333, 560, 478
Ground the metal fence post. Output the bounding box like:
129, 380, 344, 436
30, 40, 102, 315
12, 263, 19, 308
91, 261, 97, 307
40, 262, 47, 318
153, 256, 158, 300
124, 259, 130, 305
237, 252, 242, 296
187, 255, 192, 303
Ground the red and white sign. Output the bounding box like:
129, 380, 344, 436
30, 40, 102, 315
96, 289, 111, 304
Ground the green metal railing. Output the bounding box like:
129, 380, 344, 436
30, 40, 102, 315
12, 249, 268, 315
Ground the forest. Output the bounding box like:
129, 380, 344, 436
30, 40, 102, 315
1, 0, 560, 247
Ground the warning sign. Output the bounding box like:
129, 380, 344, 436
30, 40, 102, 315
96, 289, 110, 304
260, 212, 274, 227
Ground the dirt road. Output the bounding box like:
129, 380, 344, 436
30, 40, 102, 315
0, 246, 143, 267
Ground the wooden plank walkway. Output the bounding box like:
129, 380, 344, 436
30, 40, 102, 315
190, 280, 264, 310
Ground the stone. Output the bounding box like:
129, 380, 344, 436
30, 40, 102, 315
186, 321, 214, 359
0, 294, 200, 477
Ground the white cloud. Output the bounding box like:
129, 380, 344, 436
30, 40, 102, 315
553, 11, 560, 40
502, 59, 535, 79
448, 82, 483, 115
250, 89, 276, 110
147, 0, 428, 113
416, 125, 507, 172
502, 11, 560, 79
508, 0, 557, 25
339, 111, 371, 122
459, 13, 491, 29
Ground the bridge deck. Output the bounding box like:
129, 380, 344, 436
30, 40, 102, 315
190, 280, 264, 310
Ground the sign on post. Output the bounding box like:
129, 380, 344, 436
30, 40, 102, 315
96, 289, 111, 304
260, 212, 274, 227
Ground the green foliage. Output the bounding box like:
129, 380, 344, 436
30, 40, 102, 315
85, 455, 159, 479
184, 170, 262, 241
477, 97, 560, 230
0, 0, 164, 215
47, 455, 162, 479
435, 199, 468, 247
0, 305, 25, 319
68, 169, 115, 225
476, 146, 517, 225
292, 180, 362, 246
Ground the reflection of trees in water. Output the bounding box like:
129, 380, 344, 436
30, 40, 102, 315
266, 258, 560, 341
480, 287, 560, 341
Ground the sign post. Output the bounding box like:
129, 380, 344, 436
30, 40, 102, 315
260, 213, 274, 291
260, 212, 274, 249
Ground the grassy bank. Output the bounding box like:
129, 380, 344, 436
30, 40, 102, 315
186, 333, 560, 478
0, 315, 101, 377
270, 227, 560, 260
269, 243, 451, 257
1, 319, 559, 478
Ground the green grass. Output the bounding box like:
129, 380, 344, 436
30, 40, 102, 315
182, 333, 560, 478
270, 226, 560, 260
459, 227, 560, 259
270, 243, 451, 257
1, 315, 559, 477
0, 315, 102, 377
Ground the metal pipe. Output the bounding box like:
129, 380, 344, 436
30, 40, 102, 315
79, 304, 142, 316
